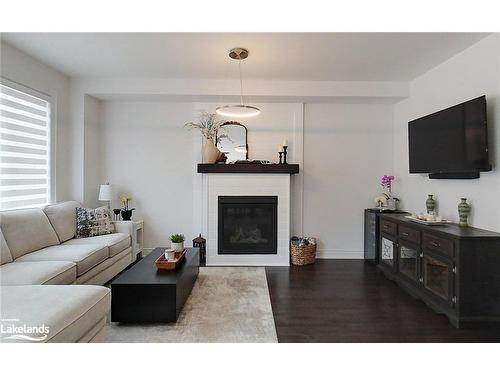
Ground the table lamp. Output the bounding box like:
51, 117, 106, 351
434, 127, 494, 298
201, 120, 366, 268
98, 183, 113, 209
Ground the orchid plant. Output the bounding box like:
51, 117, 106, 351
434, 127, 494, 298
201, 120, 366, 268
119, 195, 133, 211
381, 175, 395, 193
380, 175, 399, 210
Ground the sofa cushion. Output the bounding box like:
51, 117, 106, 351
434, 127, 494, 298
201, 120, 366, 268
76, 206, 115, 238
43, 201, 82, 242
1, 230, 13, 265
0, 261, 76, 285
76, 247, 132, 285
0, 285, 110, 343
16, 244, 108, 276
0, 208, 60, 259
65, 232, 131, 257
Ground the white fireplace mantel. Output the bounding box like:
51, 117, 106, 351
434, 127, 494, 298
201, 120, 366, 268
201, 173, 291, 266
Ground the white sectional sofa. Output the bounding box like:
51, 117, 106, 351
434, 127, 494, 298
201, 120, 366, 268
0, 201, 136, 343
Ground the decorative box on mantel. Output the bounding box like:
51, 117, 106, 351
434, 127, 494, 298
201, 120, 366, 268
198, 163, 299, 266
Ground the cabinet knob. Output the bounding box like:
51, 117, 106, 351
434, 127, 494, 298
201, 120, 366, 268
430, 241, 440, 247
419, 277, 423, 283
419, 253, 423, 258
452, 296, 457, 304
401, 232, 409, 237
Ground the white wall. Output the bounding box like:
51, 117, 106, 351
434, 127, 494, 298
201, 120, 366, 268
99, 100, 393, 256
70, 77, 409, 102
100, 101, 196, 248
304, 104, 394, 258
83, 95, 101, 207
66, 71, 409, 256
99, 101, 305, 249
0, 42, 71, 201
393, 34, 500, 231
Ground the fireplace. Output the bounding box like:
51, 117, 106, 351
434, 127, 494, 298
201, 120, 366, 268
218, 196, 278, 255
202, 173, 290, 266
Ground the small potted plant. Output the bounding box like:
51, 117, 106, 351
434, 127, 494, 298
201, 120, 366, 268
119, 195, 135, 221
170, 233, 185, 253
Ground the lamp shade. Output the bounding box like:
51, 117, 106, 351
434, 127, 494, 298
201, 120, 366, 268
98, 184, 113, 201
215, 105, 260, 118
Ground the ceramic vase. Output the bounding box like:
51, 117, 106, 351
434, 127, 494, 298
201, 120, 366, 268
426, 194, 436, 214
171, 241, 184, 253
458, 198, 471, 227
203, 139, 221, 164
165, 249, 175, 261
386, 197, 397, 211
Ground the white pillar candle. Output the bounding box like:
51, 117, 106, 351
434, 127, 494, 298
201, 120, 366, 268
282, 139, 288, 147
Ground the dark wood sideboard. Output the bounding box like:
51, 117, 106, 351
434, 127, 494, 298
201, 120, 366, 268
377, 213, 500, 328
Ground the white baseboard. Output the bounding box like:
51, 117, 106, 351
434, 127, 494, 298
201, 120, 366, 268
142, 248, 363, 261
315, 249, 364, 259
207, 254, 290, 267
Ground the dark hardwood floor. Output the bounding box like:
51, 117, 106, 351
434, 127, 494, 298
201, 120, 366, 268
265, 260, 500, 342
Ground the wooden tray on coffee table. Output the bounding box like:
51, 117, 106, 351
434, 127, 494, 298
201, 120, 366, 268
155, 249, 186, 270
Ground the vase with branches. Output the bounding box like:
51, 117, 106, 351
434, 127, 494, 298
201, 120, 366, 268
185, 112, 228, 163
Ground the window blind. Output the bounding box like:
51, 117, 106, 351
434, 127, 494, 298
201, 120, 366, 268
0, 83, 51, 210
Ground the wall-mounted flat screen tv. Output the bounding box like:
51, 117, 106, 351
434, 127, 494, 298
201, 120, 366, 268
408, 96, 491, 179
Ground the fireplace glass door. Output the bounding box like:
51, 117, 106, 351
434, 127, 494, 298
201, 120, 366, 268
218, 196, 278, 255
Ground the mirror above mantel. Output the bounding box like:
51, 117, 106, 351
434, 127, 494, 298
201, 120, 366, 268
217, 121, 248, 163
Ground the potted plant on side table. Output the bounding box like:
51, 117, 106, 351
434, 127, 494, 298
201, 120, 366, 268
119, 195, 135, 221
170, 233, 185, 253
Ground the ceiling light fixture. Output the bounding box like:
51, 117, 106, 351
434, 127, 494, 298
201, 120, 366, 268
216, 48, 260, 118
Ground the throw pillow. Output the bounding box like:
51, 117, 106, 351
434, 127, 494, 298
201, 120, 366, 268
76, 206, 115, 238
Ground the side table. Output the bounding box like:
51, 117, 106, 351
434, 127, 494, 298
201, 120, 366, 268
134, 220, 144, 256
134, 220, 144, 258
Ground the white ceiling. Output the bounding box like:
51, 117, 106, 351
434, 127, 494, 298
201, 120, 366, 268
1, 32, 489, 81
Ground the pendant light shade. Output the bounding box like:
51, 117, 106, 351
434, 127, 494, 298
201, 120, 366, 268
216, 48, 260, 118
216, 104, 260, 118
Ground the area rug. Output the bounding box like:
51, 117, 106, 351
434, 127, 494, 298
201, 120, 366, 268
105, 267, 278, 343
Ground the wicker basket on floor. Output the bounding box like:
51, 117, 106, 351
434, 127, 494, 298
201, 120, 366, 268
290, 243, 317, 266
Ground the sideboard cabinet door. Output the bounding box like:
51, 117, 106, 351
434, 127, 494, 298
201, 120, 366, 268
422, 250, 455, 307
380, 235, 397, 273
397, 241, 419, 285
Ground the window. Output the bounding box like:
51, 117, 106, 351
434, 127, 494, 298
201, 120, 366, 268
0, 82, 52, 210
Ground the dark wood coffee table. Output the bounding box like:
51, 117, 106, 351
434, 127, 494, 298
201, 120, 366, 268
111, 247, 199, 323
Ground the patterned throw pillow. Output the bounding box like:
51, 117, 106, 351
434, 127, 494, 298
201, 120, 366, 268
76, 206, 115, 238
